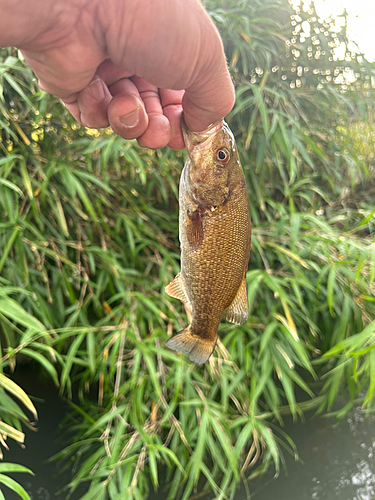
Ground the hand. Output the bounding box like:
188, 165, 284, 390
0, 0, 235, 150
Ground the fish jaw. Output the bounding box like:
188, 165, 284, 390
181, 117, 234, 209
181, 117, 224, 151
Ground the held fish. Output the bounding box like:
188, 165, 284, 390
165, 118, 251, 364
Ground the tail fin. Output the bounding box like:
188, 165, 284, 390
166, 326, 217, 365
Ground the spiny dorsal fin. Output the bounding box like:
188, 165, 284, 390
165, 271, 190, 304
166, 325, 217, 364
225, 274, 248, 325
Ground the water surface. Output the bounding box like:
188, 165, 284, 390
2, 369, 375, 500
245, 406, 375, 500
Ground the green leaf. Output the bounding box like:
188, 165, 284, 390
0, 474, 31, 500
20, 348, 59, 386
364, 349, 375, 407
0, 298, 46, 333
0, 421, 24, 444
210, 417, 239, 479
3, 72, 35, 111
256, 421, 279, 471
152, 445, 186, 478
280, 373, 297, 417
0, 464, 33, 475
0, 226, 20, 274
19, 159, 33, 199
327, 266, 336, 315
79, 483, 106, 500
259, 322, 279, 356
191, 410, 208, 484
0, 178, 23, 195
324, 320, 375, 358
148, 446, 158, 488
0, 374, 37, 420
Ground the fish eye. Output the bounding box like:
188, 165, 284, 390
216, 148, 230, 163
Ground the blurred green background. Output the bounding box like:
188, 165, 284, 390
0, 0, 375, 499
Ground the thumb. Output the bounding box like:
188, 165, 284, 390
181, 22, 235, 132
182, 70, 235, 132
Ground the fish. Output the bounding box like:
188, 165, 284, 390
165, 117, 251, 364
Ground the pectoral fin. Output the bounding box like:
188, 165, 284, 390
165, 271, 190, 303
186, 205, 203, 247
225, 274, 248, 325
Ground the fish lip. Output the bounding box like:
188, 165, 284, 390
181, 115, 224, 151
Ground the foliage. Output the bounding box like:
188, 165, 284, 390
0, 0, 375, 499
0, 463, 33, 500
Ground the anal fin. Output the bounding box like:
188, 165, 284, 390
225, 274, 248, 325
165, 271, 190, 303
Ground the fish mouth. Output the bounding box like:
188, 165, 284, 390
181, 115, 224, 152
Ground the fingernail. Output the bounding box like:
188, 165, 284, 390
88, 79, 105, 102
120, 106, 140, 128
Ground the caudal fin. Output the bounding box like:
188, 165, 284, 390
166, 326, 217, 365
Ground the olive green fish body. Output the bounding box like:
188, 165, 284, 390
166, 119, 251, 364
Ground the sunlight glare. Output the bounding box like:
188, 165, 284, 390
292, 0, 375, 61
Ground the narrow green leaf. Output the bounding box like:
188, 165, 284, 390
3, 72, 35, 111
0, 298, 46, 333
192, 411, 208, 483
0, 178, 23, 195
211, 417, 238, 479
0, 474, 31, 500
148, 446, 158, 488
327, 266, 336, 315
19, 159, 33, 199
20, 348, 59, 386
364, 349, 375, 407
0, 374, 37, 420
259, 322, 278, 356
0, 226, 20, 274
0, 464, 33, 475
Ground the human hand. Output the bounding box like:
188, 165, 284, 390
0, 0, 235, 150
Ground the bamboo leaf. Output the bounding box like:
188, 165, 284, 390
0, 464, 33, 475
0, 474, 31, 500
327, 266, 336, 315
0, 298, 46, 333
0, 226, 20, 274
0, 374, 37, 420
0, 422, 25, 444
20, 348, 59, 386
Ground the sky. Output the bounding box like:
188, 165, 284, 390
298, 0, 375, 62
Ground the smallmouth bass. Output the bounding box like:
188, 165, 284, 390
165, 118, 251, 364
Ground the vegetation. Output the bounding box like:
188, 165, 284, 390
0, 0, 375, 498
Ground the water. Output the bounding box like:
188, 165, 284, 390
2, 367, 87, 500
2, 368, 375, 500
245, 407, 375, 500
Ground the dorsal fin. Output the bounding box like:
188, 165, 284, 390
225, 274, 248, 325
165, 271, 190, 303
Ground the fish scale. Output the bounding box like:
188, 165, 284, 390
165, 118, 251, 364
